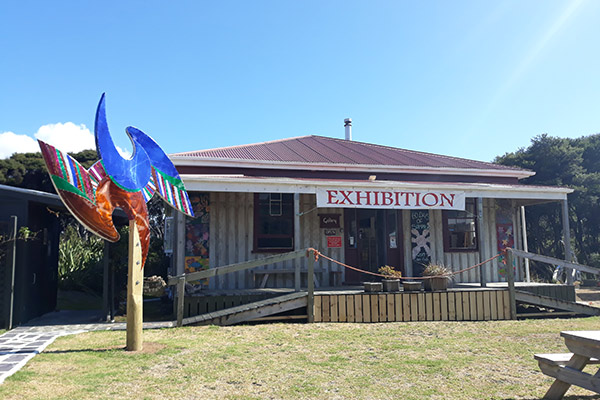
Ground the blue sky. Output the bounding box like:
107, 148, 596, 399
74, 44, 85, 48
1, 1, 599, 161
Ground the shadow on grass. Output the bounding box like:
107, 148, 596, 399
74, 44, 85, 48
43, 341, 166, 354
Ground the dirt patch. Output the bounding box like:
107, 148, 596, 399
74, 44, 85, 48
122, 341, 167, 354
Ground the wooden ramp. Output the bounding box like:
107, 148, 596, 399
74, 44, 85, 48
515, 290, 600, 317
181, 292, 308, 326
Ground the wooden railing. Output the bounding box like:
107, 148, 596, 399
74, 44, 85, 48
509, 248, 600, 276
504, 248, 600, 319
167, 248, 317, 326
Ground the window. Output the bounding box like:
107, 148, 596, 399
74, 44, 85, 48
443, 198, 478, 252
253, 193, 294, 251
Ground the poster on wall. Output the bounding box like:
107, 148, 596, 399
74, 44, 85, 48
327, 236, 342, 248
185, 193, 210, 285
496, 204, 514, 278
411, 210, 431, 276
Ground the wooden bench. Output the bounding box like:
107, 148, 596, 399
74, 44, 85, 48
535, 353, 600, 366
536, 348, 600, 399
252, 268, 342, 288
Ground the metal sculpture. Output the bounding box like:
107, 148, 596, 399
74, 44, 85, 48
38, 94, 194, 350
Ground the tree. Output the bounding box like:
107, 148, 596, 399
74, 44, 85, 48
0, 149, 98, 192
496, 133, 600, 278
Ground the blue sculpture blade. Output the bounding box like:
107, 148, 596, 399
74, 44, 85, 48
127, 126, 194, 217
94, 93, 152, 191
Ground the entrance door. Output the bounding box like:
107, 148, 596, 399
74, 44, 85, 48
344, 209, 403, 284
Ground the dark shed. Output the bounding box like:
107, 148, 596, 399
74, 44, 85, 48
0, 184, 64, 328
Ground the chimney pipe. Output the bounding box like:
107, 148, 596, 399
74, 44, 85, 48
344, 118, 352, 140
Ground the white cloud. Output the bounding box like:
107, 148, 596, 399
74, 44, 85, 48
34, 122, 95, 153
0, 131, 39, 158
1, 122, 131, 159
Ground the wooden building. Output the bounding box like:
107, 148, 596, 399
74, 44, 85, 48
168, 133, 572, 291
0, 184, 63, 328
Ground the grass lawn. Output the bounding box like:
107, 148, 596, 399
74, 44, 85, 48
2, 318, 600, 399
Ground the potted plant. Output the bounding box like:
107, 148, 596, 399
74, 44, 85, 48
422, 263, 452, 291
378, 265, 402, 292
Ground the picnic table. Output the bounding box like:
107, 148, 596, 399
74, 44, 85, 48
535, 331, 600, 399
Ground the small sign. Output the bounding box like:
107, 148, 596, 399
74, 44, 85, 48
324, 229, 337, 236
319, 214, 341, 228
327, 236, 342, 248
163, 216, 173, 254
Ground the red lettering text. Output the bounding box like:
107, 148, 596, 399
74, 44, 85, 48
327, 190, 339, 205
440, 193, 455, 207
422, 193, 438, 207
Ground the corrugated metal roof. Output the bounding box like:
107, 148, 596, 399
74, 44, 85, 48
171, 135, 524, 172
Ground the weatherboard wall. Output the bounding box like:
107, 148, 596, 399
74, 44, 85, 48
181, 192, 523, 289
206, 192, 343, 290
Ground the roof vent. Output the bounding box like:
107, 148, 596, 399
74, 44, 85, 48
344, 118, 352, 141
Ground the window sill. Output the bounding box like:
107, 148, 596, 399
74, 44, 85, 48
444, 248, 479, 253
252, 248, 295, 254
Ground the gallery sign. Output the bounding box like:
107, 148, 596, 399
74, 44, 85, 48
318, 213, 341, 228
316, 188, 465, 210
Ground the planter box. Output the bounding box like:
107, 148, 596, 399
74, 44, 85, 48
423, 277, 449, 291
402, 281, 422, 292
383, 279, 401, 292
364, 282, 383, 292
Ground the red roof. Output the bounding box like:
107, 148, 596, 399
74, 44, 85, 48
171, 135, 525, 173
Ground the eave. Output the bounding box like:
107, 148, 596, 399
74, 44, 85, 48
171, 156, 535, 180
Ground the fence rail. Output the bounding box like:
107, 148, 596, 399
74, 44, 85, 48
168, 248, 316, 326
509, 248, 600, 276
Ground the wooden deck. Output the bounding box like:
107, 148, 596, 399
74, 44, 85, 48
180, 283, 586, 324
314, 290, 511, 322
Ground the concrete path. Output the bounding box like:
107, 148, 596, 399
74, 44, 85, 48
0, 310, 175, 384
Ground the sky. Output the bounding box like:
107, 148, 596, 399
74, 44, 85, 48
1, 1, 599, 162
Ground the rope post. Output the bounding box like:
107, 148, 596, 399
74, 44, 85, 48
176, 276, 185, 327
505, 248, 517, 320
307, 249, 315, 323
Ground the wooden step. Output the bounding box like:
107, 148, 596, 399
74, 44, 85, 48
181, 292, 308, 326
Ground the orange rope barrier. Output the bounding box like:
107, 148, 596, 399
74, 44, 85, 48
306, 247, 505, 280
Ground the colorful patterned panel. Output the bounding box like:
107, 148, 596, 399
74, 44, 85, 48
185, 193, 209, 286
153, 168, 193, 216
496, 202, 515, 278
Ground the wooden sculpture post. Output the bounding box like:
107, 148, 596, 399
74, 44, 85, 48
127, 220, 144, 351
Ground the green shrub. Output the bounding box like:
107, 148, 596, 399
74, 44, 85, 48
58, 225, 104, 293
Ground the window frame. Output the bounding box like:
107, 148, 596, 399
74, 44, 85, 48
253, 193, 295, 253
442, 198, 479, 253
